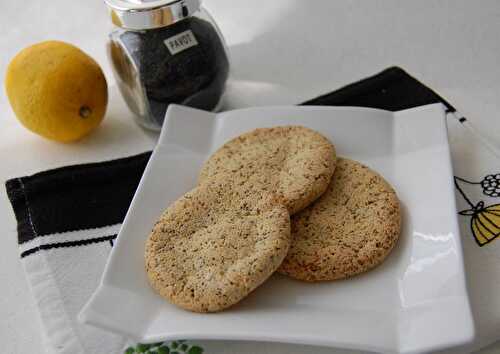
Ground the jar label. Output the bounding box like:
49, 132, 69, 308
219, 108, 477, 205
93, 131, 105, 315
164, 30, 199, 55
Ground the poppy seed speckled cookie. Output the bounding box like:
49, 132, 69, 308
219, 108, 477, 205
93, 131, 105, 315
278, 158, 401, 282
145, 176, 290, 313
198, 126, 336, 215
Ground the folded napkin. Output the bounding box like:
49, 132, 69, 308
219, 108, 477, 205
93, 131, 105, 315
6, 67, 500, 354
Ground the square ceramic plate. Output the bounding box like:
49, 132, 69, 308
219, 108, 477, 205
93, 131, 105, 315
79, 104, 474, 354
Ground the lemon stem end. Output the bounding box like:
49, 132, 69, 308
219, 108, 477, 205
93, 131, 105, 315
79, 106, 92, 119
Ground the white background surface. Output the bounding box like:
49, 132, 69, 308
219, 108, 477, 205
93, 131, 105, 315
1, 1, 500, 353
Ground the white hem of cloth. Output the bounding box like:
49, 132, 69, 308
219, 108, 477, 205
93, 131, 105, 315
18, 178, 87, 354
22, 256, 86, 354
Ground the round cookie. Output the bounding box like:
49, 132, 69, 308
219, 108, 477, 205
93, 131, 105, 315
198, 126, 336, 215
145, 176, 290, 313
278, 158, 401, 282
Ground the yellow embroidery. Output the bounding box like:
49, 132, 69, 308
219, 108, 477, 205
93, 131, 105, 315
455, 176, 500, 246
459, 202, 500, 246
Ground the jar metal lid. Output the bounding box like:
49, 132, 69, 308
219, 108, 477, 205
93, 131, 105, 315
105, 0, 201, 30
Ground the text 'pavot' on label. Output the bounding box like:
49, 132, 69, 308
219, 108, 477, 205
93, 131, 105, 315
164, 30, 199, 55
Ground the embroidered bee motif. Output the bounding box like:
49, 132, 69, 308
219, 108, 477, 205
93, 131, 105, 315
455, 176, 500, 246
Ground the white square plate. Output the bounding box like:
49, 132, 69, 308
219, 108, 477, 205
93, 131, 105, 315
79, 104, 474, 354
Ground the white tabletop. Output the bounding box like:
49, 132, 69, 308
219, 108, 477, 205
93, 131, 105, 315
1, 1, 500, 353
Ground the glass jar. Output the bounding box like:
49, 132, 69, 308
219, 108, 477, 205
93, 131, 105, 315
104, 0, 230, 130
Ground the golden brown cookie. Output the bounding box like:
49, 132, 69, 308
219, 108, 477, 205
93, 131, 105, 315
278, 158, 401, 282
198, 126, 336, 215
145, 176, 290, 313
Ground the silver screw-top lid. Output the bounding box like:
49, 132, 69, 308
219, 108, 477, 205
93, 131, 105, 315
104, 0, 201, 30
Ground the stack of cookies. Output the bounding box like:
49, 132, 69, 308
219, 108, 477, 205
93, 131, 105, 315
145, 126, 401, 313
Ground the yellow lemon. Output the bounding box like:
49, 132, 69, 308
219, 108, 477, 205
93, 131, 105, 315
5, 40, 108, 142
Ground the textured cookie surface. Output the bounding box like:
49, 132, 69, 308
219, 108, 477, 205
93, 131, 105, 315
278, 158, 401, 281
145, 176, 290, 312
198, 126, 336, 215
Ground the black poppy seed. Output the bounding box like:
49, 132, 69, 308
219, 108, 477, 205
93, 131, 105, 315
116, 17, 229, 126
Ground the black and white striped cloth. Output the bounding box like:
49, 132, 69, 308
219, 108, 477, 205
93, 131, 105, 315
7, 67, 500, 354
6, 153, 150, 353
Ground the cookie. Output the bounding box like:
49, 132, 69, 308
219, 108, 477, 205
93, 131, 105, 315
278, 158, 401, 282
198, 126, 336, 215
145, 176, 290, 313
